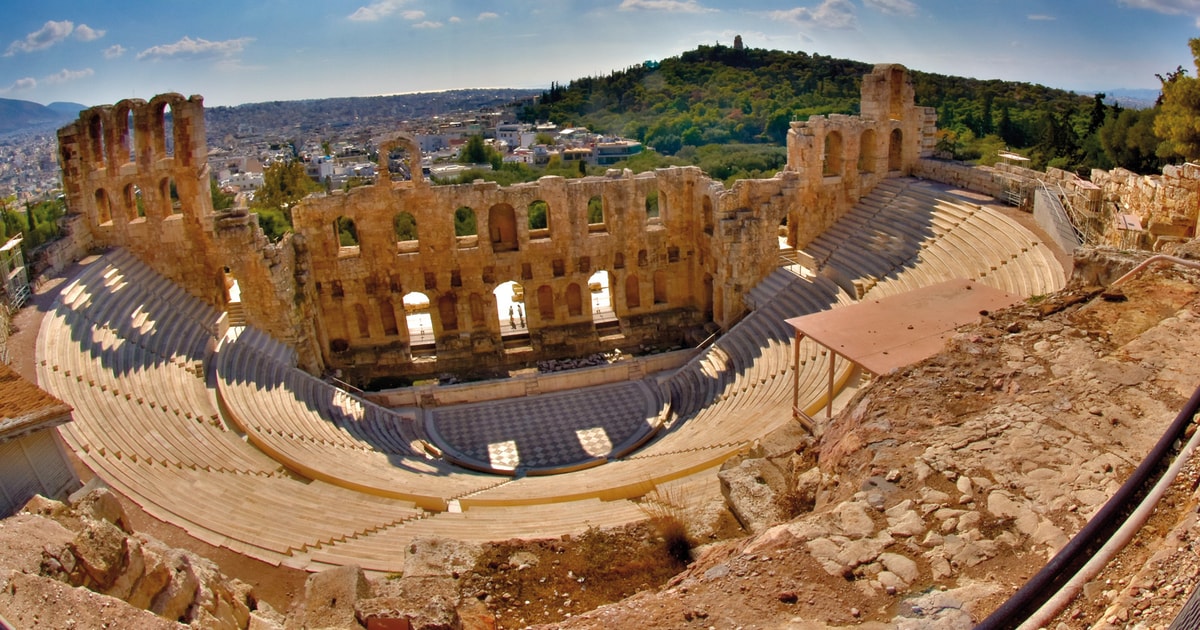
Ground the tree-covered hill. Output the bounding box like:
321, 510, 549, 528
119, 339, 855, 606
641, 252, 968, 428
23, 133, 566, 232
520, 43, 1169, 175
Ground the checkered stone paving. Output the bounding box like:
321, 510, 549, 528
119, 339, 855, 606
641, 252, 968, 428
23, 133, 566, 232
428, 380, 664, 472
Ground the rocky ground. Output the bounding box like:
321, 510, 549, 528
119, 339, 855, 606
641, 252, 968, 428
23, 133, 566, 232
6, 245, 1200, 629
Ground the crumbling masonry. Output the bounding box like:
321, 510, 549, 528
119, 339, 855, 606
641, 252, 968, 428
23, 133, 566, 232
52, 65, 939, 385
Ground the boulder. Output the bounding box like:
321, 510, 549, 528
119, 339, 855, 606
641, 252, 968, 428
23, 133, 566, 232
72, 487, 132, 533
718, 458, 787, 534
292, 564, 371, 630
0, 569, 181, 629
68, 517, 131, 591
403, 538, 481, 579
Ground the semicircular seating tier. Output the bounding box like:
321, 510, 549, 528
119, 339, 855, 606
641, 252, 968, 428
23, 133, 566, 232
802, 178, 1066, 300
35, 177, 1066, 573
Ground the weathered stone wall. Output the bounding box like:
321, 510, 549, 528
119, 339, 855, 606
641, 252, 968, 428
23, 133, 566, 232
54, 64, 935, 383
1090, 163, 1200, 249
786, 64, 937, 250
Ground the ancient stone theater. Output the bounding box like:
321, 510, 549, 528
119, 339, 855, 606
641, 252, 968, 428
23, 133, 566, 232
33, 64, 1086, 572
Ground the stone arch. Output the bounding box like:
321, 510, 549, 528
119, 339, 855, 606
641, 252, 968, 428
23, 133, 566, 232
379, 299, 399, 336
377, 132, 423, 185
112, 101, 137, 168
94, 188, 112, 225
493, 280, 527, 335
335, 216, 360, 248
83, 110, 108, 170
536, 284, 554, 321
438, 294, 458, 331
394, 211, 417, 253
858, 128, 877, 174
645, 190, 660, 221
402, 291, 433, 345
488, 203, 518, 252
148, 100, 170, 159
566, 283, 584, 317
588, 270, 614, 322
824, 130, 844, 177
625, 274, 641, 309
159, 177, 181, 216
354, 303, 370, 338
122, 184, 141, 220
889, 128, 903, 171
469, 294, 486, 327
653, 270, 668, 304
454, 206, 477, 236
587, 195, 605, 232
528, 199, 550, 235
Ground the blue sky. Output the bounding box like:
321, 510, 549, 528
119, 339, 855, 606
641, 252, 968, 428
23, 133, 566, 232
1, 0, 1198, 107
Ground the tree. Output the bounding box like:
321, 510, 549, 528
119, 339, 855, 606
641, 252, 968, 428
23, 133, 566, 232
210, 177, 235, 211
1103, 107, 1164, 173
251, 160, 322, 241
461, 135, 490, 164
1155, 39, 1200, 161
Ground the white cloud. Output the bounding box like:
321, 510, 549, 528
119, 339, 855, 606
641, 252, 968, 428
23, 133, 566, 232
618, 0, 717, 13
348, 0, 406, 22
1118, 0, 1200, 26
136, 36, 253, 61
401, 10, 426, 20
74, 24, 106, 41
1027, 13, 1056, 21
449, 16, 462, 23
478, 12, 499, 20
769, 0, 858, 30
5, 20, 75, 56
44, 67, 94, 84
0, 77, 37, 94
862, 0, 916, 16
103, 44, 125, 59
413, 21, 444, 29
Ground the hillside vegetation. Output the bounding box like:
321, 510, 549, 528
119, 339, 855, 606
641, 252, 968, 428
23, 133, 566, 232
519, 44, 1172, 176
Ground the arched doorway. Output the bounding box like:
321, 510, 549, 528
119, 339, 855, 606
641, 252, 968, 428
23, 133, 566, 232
493, 281, 530, 348
402, 291, 434, 353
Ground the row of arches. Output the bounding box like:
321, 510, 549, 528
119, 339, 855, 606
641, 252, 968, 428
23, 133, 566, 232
328, 192, 664, 255
79, 95, 199, 174
92, 178, 181, 225
324, 269, 674, 354
823, 128, 904, 177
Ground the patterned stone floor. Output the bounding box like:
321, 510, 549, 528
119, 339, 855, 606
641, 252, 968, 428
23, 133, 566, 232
427, 381, 663, 472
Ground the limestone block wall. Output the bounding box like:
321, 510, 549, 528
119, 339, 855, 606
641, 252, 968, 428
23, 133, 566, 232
784, 64, 936, 250
51, 62, 941, 384
56, 95, 225, 308
1090, 163, 1200, 249
291, 167, 723, 381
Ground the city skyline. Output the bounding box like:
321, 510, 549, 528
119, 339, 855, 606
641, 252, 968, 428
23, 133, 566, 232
1, 0, 1198, 108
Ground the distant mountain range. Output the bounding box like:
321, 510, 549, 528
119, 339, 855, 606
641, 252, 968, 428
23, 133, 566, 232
0, 98, 87, 136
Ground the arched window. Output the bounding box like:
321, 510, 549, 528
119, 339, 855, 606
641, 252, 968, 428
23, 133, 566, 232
528, 199, 550, 236
488, 203, 518, 252
114, 105, 134, 167
889, 67, 905, 120
537, 285, 555, 321
159, 177, 180, 215
354, 303, 370, 338
335, 216, 360, 248
823, 131, 844, 177
494, 281, 527, 335
566, 283, 583, 317
438, 294, 458, 331
380, 300, 399, 336
455, 206, 477, 236
625, 275, 641, 309
702, 197, 714, 235
889, 129, 903, 172
94, 188, 112, 225
858, 129, 877, 174
653, 270, 668, 304
123, 184, 139, 220
587, 195, 605, 232
645, 190, 660, 221
403, 291, 432, 343
87, 114, 106, 169
394, 212, 417, 253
